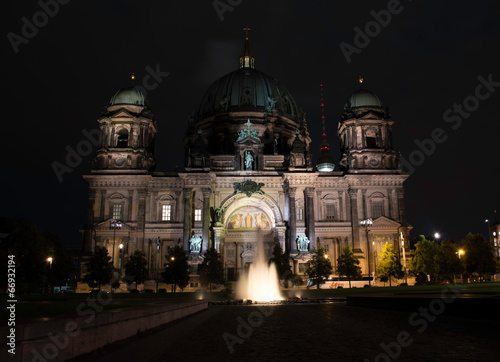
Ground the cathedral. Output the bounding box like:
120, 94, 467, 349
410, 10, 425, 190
82, 33, 410, 287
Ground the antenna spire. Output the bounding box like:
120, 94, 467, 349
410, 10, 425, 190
320, 83, 327, 138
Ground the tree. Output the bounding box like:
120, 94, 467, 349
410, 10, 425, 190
162, 245, 190, 292
376, 242, 403, 286
269, 243, 292, 282
125, 249, 148, 289
305, 248, 333, 289
336, 247, 362, 288
198, 248, 225, 292
408, 236, 438, 282
0, 217, 75, 293
435, 239, 463, 282
83, 247, 114, 290
463, 233, 496, 280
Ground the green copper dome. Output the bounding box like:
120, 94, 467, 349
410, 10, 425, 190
345, 88, 382, 109
110, 87, 145, 106
196, 68, 303, 122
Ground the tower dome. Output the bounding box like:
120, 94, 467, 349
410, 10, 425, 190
110, 86, 146, 106
344, 88, 382, 109
196, 68, 302, 122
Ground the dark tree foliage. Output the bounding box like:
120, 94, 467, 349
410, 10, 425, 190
435, 239, 463, 281
198, 248, 225, 291
306, 248, 333, 289
162, 245, 190, 292
0, 217, 75, 293
269, 243, 292, 281
463, 233, 496, 279
125, 249, 148, 289
83, 247, 114, 290
336, 246, 362, 288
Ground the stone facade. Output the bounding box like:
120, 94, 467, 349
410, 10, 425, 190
82, 39, 411, 284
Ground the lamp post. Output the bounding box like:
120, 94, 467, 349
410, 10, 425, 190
156, 237, 160, 293
47, 257, 53, 293
400, 232, 408, 284
110, 220, 122, 269
360, 218, 373, 287
119, 243, 123, 277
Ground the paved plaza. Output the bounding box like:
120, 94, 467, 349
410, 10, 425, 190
73, 302, 499, 362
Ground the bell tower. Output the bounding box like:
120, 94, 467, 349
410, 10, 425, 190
338, 77, 399, 173
92, 79, 157, 173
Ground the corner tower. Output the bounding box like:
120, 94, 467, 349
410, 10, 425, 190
91, 81, 157, 174
337, 77, 399, 173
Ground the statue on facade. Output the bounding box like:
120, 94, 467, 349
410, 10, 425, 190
214, 207, 224, 222
297, 235, 310, 252
245, 151, 253, 170
189, 235, 202, 253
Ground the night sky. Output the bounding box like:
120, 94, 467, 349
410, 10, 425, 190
3, 0, 499, 249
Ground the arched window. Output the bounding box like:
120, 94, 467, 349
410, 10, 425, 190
365, 128, 377, 148
117, 128, 129, 148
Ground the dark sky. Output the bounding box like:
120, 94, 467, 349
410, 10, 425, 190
2, 0, 499, 249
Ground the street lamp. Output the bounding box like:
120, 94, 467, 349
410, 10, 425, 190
47, 257, 53, 293
458, 249, 464, 259
110, 220, 122, 269
360, 218, 373, 287
434, 232, 440, 240
400, 232, 408, 284
156, 237, 160, 293
119, 243, 123, 277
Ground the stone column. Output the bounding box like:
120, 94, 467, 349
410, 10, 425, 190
349, 189, 361, 250
99, 190, 106, 220
128, 189, 134, 221
213, 227, 225, 253
202, 188, 211, 252
275, 225, 287, 252
182, 188, 193, 252
338, 190, 344, 221
361, 189, 368, 220
137, 189, 147, 252
305, 187, 316, 249
288, 187, 297, 254
396, 188, 406, 223
344, 190, 351, 222
83, 189, 97, 253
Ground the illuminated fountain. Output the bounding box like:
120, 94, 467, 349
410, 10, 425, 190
237, 229, 283, 302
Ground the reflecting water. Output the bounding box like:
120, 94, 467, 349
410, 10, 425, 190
237, 230, 283, 301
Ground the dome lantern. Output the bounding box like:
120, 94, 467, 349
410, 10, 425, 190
239, 26, 255, 69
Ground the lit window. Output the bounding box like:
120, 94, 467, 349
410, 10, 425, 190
162, 204, 171, 221
326, 204, 335, 220
194, 209, 202, 221
297, 208, 303, 221
372, 201, 384, 219
112, 204, 122, 220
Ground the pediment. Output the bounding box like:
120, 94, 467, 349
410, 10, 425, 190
110, 108, 136, 119
95, 219, 135, 231
371, 216, 401, 228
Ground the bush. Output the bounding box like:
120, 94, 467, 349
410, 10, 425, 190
399, 283, 408, 287
158, 288, 167, 293
129, 289, 139, 293
143, 289, 154, 293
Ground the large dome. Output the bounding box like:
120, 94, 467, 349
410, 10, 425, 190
110, 87, 145, 106
344, 88, 382, 109
196, 67, 303, 122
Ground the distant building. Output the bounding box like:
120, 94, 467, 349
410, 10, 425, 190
82, 34, 411, 284
487, 214, 500, 258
